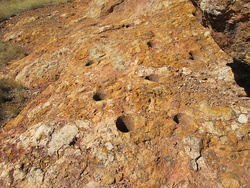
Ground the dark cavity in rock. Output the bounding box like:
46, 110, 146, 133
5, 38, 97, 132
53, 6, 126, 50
116, 116, 129, 133
227, 59, 250, 97
85, 60, 94, 66
145, 74, 160, 82
93, 92, 103, 101
173, 114, 180, 124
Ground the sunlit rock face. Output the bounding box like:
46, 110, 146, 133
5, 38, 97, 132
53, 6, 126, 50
191, 0, 250, 63
0, 0, 249, 187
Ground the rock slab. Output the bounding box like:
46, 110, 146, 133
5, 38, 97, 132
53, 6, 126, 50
0, 0, 249, 187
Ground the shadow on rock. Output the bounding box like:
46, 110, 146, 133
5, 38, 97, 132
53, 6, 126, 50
227, 59, 250, 96
0, 78, 29, 127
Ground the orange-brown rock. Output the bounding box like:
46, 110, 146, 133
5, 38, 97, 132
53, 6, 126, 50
0, 0, 249, 187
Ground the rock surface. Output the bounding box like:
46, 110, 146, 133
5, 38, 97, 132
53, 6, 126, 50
191, 0, 250, 63
0, 0, 249, 187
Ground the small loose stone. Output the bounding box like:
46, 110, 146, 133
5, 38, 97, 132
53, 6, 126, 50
189, 159, 198, 171
238, 114, 248, 124
231, 124, 239, 131
105, 142, 114, 151
204, 31, 211, 37
182, 67, 192, 75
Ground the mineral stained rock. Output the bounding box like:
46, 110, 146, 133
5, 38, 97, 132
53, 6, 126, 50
0, 0, 249, 187
191, 0, 250, 63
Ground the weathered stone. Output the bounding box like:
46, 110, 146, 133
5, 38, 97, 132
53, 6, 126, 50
189, 159, 198, 171
238, 114, 248, 124
191, 0, 250, 63
221, 173, 240, 188
13, 168, 26, 184
48, 124, 79, 155
183, 136, 202, 160
0, 0, 249, 187
105, 142, 114, 151
27, 168, 44, 184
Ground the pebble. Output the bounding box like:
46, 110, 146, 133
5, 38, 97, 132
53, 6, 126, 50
204, 30, 211, 37
238, 114, 248, 124
182, 67, 192, 75
48, 124, 79, 155
105, 142, 114, 151
189, 159, 198, 171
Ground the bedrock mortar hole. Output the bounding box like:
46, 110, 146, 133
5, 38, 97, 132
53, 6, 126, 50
85, 60, 94, 66
93, 92, 104, 101
147, 41, 153, 48
145, 74, 160, 82
173, 114, 180, 124
116, 116, 130, 133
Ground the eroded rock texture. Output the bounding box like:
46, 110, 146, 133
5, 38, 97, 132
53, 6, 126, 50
0, 0, 249, 187
191, 0, 250, 63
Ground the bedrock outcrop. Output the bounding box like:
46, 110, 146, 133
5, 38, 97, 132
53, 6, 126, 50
0, 0, 249, 187
191, 0, 250, 63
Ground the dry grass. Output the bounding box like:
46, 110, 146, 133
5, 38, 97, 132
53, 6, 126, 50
0, 42, 28, 69
0, 0, 69, 21
0, 78, 26, 127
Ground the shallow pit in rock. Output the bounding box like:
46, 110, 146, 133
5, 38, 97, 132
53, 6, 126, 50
115, 116, 134, 133
173, 114, 180, 124
85, 60, 94, 67
145, 74, 160, 82
146, 41, 153, 48
93, 92, 105, 101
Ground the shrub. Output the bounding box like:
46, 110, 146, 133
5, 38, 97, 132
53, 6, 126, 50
0, 42, 27, 69
0, 78, 26, 127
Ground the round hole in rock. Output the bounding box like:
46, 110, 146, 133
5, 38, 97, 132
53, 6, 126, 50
145, 74, 160, 82
173, 114, 179, 124
93, 92, 103, 101
147, 41, 153, 48
85, 60, 94, 66
116, 116, 129, 133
